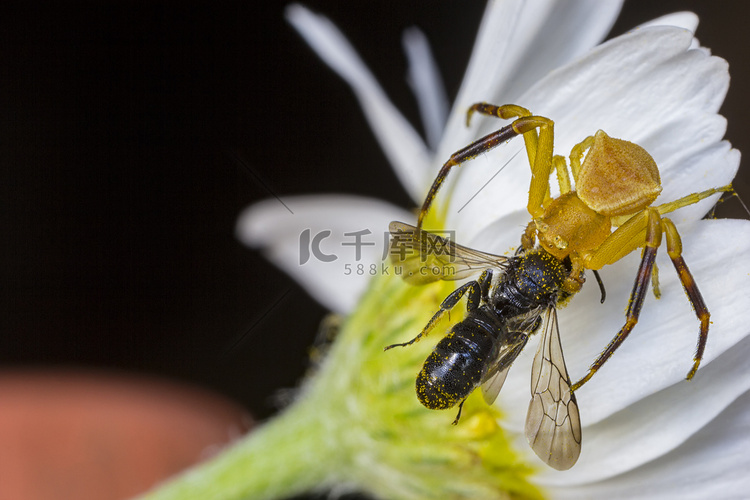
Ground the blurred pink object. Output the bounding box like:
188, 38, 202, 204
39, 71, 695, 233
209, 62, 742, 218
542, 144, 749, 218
0, 371, 252, 500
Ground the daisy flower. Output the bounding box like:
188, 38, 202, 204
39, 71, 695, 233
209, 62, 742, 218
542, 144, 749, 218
143, 2, 750, 499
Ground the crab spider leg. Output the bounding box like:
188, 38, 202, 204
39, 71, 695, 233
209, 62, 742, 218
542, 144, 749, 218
584, 185, 734, 271
574, 211, 712, 390
417, 103, 555, 230
384, 269, 492, 350
584, 209, 650, 271
572, 209, 662, 391
554, 155, 572, 195
466, 103, 554, 219
662, 218, 709, 380
466, 103, 537, 165
417, 123, 520, 231
569, 135, 594, 183
655, 185, 733, 216
651, 261, 662, 299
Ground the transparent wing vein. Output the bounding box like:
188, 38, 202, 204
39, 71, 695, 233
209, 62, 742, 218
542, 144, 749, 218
525, 307, 582, 471
389, 221, 509, 284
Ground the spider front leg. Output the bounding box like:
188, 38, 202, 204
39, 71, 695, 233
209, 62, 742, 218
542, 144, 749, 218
384, 269, 493, 351
417, 103, 555, 230
466, 103, 555, 219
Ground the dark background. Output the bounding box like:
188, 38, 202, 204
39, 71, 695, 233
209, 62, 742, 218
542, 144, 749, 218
0, 0, 747, 480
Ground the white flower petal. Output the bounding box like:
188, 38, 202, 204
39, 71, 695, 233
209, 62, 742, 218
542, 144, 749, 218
549, 388, 750, 499
403, 27, 449, 151
285, 4, 431, 201
635, 12, 704, 52
464, 208, 531, 255
523, 27, 728, 153
657, 142, 739, 225
446, 26, 733, 241
438, 0, 623, 161
637, 11, 699, 32
535, 332, 750, 485
499, 219, 750, 429
236, 194, 411, 313
442, 143, 531, 240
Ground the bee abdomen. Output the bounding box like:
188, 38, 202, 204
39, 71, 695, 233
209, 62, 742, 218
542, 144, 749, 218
416, 328, 493, 410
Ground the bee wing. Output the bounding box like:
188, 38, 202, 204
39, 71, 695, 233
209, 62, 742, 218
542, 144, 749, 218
480, 331, 529, 405
389, 221, 509, 285
481, 367, 511, 406
524, 307, 581, 471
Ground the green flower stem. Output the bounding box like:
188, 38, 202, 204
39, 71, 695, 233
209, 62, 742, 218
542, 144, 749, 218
141, 273, 542, 500
139, 395, 343, 500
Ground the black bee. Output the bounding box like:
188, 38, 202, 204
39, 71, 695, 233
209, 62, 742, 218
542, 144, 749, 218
386, 221, 581, 470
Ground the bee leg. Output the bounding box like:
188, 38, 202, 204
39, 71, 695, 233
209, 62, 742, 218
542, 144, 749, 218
573, 209, 662, 391
662, 218, 709, 380
451, 399, 467, 425
384, 270, 490, 351
478, 268, 493, 303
